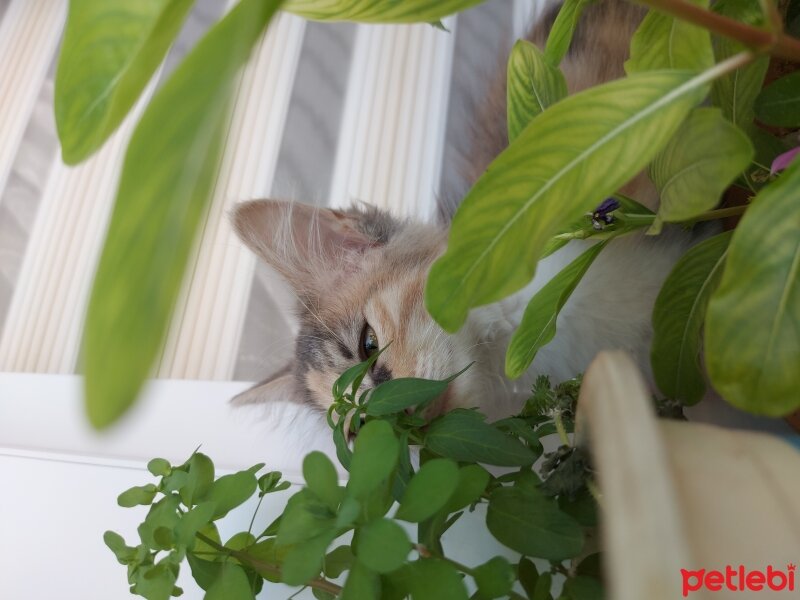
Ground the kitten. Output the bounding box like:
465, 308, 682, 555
231, 1, 703, 420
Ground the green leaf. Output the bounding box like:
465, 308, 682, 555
486, 486, 583, 561
754, 71, 800, 127
648, 108, 752, 232
518, 558, 539, 599
473, 556, 514, 599
395, 459, 459, 522
342, 561, 380, 600
333, 418, 353, 470
332, 348, 385, 400
207, 470, 258, 519
226, 531, 256, 551
206, 563, 254, 600
347, 420, 399, 499
534, 572, 554, 600
407, 559, 469, 600
180, 452, 214, 507
147, 458, 171, 477
281, 532, 336, 586
651, 231, 732, 404
246, 539, 288, 583
54, 0, 195, 163
558, 487, 598, 527
277, 490, 336, 546
705, 163, 800, 415
133, 562, 177, 600
282, 0, 482, 22
507, 40, 567, 141
304, 451, 343, 511
506, 242, 605, 378
710, 0, 768, 130
625, 0, 713, 74
562, 575, 604, 600
186, 553, 221, 591
425, 70, 710, 333
118, 483, 158, 507
324, 545, 355, 578
104, 530, 137, 564
365, 377, 448, 416
544, 0, 594, 66
356, 518, 411, 573
442, 464, 490, 514
174, 502, 216, 548
425, 410, 536, 466
258, 471, 289, 495
138, 495, 181, 550
82, 0, 282, 429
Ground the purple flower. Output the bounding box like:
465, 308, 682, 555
770, 147, 800, 174
591, 198, 620, 230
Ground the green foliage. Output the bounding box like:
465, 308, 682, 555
705, 162, 800, 415
82, 0, 283, 428
506, 242, 606, 378
55, 0, 195, 163
506, 40, 567, 141
754, 71, 800, 127
651, 231, 732, 405
625, 0, 713, 73
544, 0, 595, 66
425, 70, 709, 332
108, 362, 600, 599
648, 108, 753, 232
281, 0, 483, 23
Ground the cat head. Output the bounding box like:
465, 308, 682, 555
231, 199, 503, 419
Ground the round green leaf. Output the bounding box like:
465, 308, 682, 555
347, 420, 400, 499
342, 561, 380, 600
754, 71, 800, 127
304, 451, 343, 511
473, 556, 514, 599
407, 559, 469, 600
486, 486, 583, 561
207, 470, 258, 519
55, 0, 196, 163
395, 459, 459, 522
705, 162, 800, 415
442, 464, 490, 514
425, 70, 709, 333
206, 563, 254, 600
282, 532, 336, 586
651, 231, 732, 404
356, 518, 411, 573
82, 0, 282, 429
147, 457, 171, 477
507, 40, 567, 141
117, 483, 157, 507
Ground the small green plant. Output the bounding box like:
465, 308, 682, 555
106, 359, 603, 600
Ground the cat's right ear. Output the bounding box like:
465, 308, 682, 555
232, 369, 303, 406
231, 199, 376, 294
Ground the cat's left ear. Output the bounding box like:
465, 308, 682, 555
232, 369, 304, 406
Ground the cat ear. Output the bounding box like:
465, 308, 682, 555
231, 369, 303, 406
231, 199, 378, 292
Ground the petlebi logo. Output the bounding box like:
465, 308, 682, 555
681, 564, 796, 596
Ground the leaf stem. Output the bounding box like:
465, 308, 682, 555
554, 412, 571, 447
194, 531, 343, 596
631, 0, 800, 61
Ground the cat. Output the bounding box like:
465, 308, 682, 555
231, 1, 706, 422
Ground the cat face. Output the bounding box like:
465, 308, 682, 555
231, 200, 502, 418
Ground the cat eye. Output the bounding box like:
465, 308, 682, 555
359, 323, 379, 360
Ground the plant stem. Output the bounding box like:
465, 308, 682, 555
554, 412, 571, 447
631, 0, 800, 61
195, 531, 343, 596
688, 204, 748, 222
247, 493, 265, 536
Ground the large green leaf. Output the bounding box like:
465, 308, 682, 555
356, 519, 411, 574
206, 563, 254, 600
82, 0, 282, 428
395, 458, 459, 522
544, 0, 594, 66
425, 70, 710, 333
55, 0, 196, 164
710, 0, 768, 130
625, 0, 713, 74
346, 420, 399, 499
408, 559, 469, 600
486, 486, 583, 561
705, 163, 800, 415
649, 108, 753, 231
282, 0, 482, 22
506, 40, 567, 141
754, 71, 800, 128
651, 231, 732, 405
505, 242, 605, 378
424, 410, 536, 466
365, 377, 448, 416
